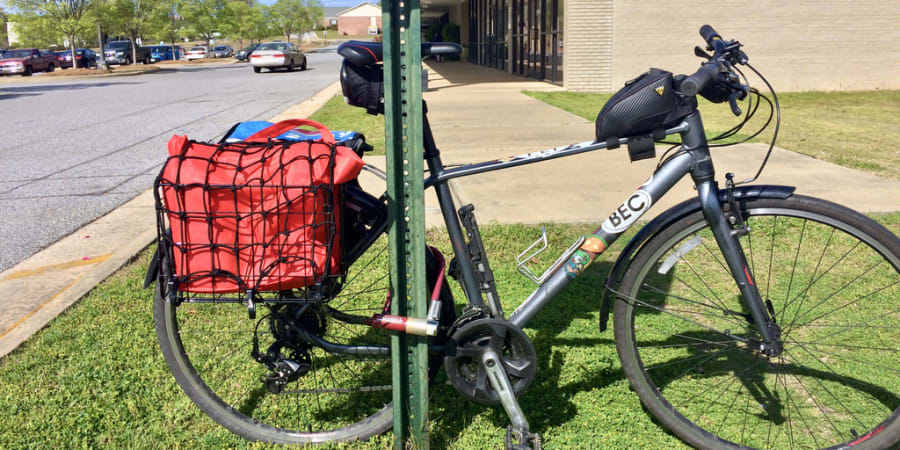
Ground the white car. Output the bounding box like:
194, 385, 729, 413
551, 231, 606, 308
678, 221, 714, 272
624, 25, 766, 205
185, 46, 208, 61
250, 42, 306, 73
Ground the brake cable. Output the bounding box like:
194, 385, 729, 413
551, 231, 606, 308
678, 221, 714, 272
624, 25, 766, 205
735, 62, 781, 185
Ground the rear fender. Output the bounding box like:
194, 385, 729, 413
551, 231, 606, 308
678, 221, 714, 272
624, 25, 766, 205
598, 184, 796, 331
143, 246, 160, 289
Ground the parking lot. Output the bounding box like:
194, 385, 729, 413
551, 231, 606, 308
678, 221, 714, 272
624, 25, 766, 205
0, 48, 343, 271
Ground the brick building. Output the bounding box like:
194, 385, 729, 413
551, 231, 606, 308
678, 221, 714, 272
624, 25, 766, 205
422, 0, 900, 92
337, 2, 382, 37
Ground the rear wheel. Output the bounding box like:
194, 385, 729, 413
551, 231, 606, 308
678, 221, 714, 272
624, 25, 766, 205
47, 64, 55, 72
614, 195, 900, 449
155, 233, 456, 444
287, 59, 295, 72
300, 58, 307, 71
253, 66, 261, 73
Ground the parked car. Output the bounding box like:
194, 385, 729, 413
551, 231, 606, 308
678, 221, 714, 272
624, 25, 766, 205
149, 45, 184, 62
104, 40, 152, 65
185, 46, 209, 61
0, 48, 57, 76
57, 48, 98, 69
211, 45, 233, 58
250, 42, 306, 73
235, 43, 259, 61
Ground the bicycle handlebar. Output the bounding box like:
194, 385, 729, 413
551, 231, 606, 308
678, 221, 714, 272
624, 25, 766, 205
699, 24, 722, 49
681, 61, 722, 96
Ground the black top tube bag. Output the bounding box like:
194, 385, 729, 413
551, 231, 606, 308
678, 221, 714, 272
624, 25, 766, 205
595, 68, 694, 161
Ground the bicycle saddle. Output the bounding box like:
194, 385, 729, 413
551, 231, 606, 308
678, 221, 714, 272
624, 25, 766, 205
338, 41, 462, 66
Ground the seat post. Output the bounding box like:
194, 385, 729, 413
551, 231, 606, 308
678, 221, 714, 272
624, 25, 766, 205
422, 101, 440, 159
421, 101, 487, 309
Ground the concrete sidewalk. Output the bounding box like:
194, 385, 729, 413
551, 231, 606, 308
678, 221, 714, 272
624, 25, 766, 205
421, 61, 900, 223
3, 60, 900, 359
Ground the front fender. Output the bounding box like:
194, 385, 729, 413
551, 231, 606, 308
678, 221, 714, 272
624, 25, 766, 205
598, 184, 796, 331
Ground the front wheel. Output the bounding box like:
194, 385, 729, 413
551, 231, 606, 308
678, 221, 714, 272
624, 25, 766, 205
614, 194, 900, 449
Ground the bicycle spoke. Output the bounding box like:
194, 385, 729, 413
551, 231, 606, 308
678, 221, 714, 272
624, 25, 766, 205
641, 283, 748, 328
677, 255, 734, 314
781, 240, 863, 326
766, 215, 776, 302
787, 278, 900, 336
782, 227, 835, 325
627, 292, 748, 343
782, 219, 807, 325
785, 345, 866, 429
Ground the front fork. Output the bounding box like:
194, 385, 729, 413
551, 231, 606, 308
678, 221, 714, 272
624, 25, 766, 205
694, 175, 782, 356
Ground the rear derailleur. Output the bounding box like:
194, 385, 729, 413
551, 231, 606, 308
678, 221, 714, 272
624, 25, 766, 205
251, 303, 327, 394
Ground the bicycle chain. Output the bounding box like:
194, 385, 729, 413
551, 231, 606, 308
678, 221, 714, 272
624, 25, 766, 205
279, 385, 391, 395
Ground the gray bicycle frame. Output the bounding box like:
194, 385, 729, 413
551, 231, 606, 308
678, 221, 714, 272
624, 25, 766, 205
425, 110, 779, 351
312, 110, 778, 356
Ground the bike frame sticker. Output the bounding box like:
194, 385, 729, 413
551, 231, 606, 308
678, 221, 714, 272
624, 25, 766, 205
601, 189, 652, 234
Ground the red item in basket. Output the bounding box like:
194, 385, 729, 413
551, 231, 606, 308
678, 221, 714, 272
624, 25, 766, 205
157, 119, 364, 293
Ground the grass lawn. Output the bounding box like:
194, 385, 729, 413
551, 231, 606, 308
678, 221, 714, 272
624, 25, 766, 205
309, 95, 386, 155
523, 90, 900, 180
2, 213, 899, 448
2, 83, 899, 448
0, 225, 681, 449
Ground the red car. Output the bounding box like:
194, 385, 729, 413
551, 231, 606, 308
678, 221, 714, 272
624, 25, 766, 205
0, 48, 57, 76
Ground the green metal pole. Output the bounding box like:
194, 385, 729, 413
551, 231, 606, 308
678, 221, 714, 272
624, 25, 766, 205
383, 0, 428, 448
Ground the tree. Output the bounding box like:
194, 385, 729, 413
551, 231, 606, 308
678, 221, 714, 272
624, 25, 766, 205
269, 0, 320, 45
8, 14, 63, 48
1, 7, 9, 48
245, 3, 270, 43
145, 0, 186, 58
220, 0, 246, 48
110, 0, 156, 63
9, 0, 94, 66
180, 0, 224, 44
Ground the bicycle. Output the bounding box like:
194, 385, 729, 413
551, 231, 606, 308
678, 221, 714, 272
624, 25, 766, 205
148, 26, 900, 449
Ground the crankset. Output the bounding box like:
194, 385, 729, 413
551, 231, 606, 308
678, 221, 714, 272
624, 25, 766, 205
444, 318, 538, 405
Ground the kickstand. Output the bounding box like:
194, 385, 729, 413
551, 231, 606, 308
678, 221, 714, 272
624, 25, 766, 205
482, 349, 542, 450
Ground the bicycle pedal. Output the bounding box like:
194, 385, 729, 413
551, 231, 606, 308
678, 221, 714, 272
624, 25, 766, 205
505, 425, 542, 450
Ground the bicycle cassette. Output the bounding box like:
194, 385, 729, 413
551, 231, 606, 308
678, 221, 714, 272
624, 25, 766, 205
444, 318, 537, 405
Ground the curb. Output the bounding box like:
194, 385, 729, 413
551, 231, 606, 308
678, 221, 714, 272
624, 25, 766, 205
0, 66, 162, 84
0, 78, 343, 359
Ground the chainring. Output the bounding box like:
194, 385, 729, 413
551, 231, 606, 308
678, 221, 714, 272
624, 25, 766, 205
444, 318, 537, 405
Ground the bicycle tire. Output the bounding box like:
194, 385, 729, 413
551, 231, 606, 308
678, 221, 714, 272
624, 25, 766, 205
154, 236, 456, 444
613, 194, 900, 449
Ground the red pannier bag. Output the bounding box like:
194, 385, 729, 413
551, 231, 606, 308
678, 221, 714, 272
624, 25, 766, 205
155, 119, 365, 294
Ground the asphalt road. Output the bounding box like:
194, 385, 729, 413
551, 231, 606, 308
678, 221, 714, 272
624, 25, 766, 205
0, 49, 344, 272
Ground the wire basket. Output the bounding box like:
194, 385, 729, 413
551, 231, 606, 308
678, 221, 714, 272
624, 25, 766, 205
154, 135, 348, 305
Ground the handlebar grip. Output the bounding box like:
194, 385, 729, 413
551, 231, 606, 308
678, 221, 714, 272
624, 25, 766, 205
699, 25, 722, 47
681, 62, 720, 96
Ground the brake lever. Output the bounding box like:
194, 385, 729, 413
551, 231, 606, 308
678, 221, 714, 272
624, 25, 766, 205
694, 46, 712, 61
728, 93, 742, 116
